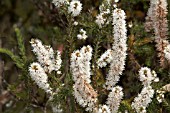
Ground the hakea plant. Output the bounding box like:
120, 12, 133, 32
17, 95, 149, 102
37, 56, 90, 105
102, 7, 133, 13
29, 39, 62, 94
145, 0, 169, 67
131, 67, 159, 113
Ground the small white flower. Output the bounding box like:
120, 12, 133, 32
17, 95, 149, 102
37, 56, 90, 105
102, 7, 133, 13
96, 13, 106, 28
57, 71, 62, 74
68, 0, 82, 17
52, 0, 69, 8
97, 49, 114, 68
139, 67, 159, 86
156, 89, 165, 103
128, 21, 133, 28
124, 110, 128, 113
113, 4, 117, 8
164, 44, 170, 61
52, 104, 63, 113
98, 105, 111, 113
154, 78, 159, 82
95, 9, 110, 28
115, 0, 119, 3
77, 29, 88, 40
73, 21, 78, 26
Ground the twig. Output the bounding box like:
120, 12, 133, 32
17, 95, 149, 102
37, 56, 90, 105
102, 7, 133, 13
0, 39, 4, 112
0, 39, 3, 90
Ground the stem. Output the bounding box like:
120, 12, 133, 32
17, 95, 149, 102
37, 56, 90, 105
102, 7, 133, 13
0, 38, 3, 113
63, 15, 75, 113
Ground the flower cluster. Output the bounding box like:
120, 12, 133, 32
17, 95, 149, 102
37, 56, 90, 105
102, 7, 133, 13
164, 44, 170, 61
106, 86, 124, 113
77, 29, 88, 40
145, 0, 169, 67
97, 49, 114, 68
52, 104, 63, 113
52, 0, 82, 17
96, 9, 111, 28
68, 0, 82, 17
156, 89, 165, 103
115, 0, 119, 3
71, 45, 125, 112
52, 0, 69, 8
105, 8, 127, 90
162, 84, 170, 92
29, 63, 52, 94
97, 8, 127, 90
70, 45, 98, 112
139, 67, 159, 86
29, 39, 62, 94
96, 0, 120, 28
131, 67, 159, 113
70, 45, 92, 83
156, 84, 170, 103
131, 86, 154, 113
98, 105, 111, 113
30, 39, 62, 74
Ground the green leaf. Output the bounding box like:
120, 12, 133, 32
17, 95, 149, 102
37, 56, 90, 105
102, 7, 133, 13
15, 27, 26, 63
0, 48, 24, 69
120, 100, 135, 113
162, 100, 170, 112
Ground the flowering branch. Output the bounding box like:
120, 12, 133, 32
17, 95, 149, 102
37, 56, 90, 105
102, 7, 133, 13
29, 62, 52, 94
70, 45, 98, 112
30, 39, 62, 74
29, 38, 62, 95
97, 8, 127, 90
145, 0, 169, 67
131, 67, 159, 113
106, 86, 124, 113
